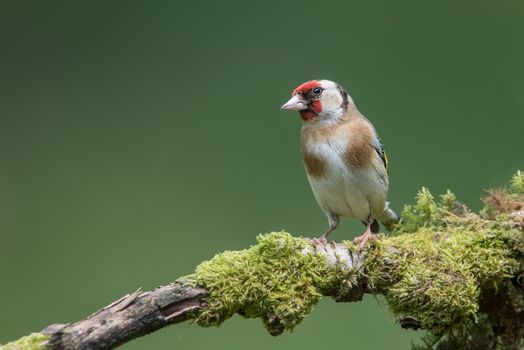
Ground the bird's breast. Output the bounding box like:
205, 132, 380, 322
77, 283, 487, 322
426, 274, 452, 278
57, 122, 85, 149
300, 121, 386, 220
301, 131, 343, 180
302, 150, 328, 179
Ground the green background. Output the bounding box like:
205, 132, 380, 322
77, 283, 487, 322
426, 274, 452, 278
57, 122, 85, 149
1, 1, 523, 349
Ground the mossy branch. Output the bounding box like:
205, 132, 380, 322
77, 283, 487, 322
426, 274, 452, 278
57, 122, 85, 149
2, 171, 524, 350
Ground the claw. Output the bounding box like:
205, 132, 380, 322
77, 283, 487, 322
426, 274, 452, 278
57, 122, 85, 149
312, 236, 328, 245
353, 231, 377, 251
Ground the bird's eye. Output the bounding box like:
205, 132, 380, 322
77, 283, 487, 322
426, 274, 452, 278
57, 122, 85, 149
312, 87, 322, 95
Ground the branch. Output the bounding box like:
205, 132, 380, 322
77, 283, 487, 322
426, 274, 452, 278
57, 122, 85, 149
43, 283, 206, 349
2, 171, 524, 350
2, 240, 365, 350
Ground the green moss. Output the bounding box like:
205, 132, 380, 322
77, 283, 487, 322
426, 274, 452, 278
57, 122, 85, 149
368, 226, 520, 334
194, 231, 353, 334
510, 170, 524, 194
4, 171, 524, 348
194, 171, 524, 339
366, 176, 523, 335
412, 315, 496, 350
395, 187, 440, 234
0, 333, 50, 350
439, 190, 457, 212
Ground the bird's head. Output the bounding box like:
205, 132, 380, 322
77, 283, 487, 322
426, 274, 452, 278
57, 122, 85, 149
281, 80, 352, 122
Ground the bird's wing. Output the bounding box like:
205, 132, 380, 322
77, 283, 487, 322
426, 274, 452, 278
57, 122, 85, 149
373, 138, 388, 174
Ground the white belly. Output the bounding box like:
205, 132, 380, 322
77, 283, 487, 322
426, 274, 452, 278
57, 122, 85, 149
306, 145, 387, 221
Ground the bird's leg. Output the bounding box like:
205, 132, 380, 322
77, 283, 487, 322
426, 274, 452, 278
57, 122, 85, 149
353, 217, 378, 251
313, 213, 339, 245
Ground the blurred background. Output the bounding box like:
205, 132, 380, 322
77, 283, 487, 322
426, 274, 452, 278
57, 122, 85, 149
1, 1, 523, 349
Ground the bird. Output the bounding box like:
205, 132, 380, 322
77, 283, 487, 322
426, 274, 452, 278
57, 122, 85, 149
281, 79, 398, 248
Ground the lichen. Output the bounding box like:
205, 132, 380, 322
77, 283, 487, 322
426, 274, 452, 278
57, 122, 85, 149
0, 333, 50, 350
194, 231, 354, 334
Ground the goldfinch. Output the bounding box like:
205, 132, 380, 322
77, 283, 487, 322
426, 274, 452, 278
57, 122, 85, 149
281, 79, 398, 247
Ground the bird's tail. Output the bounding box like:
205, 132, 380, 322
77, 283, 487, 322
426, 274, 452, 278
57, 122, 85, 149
376, 202, 400, 232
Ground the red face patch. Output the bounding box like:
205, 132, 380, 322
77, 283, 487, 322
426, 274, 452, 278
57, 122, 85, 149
310, 100, 322, 113
299, 110, 317, 121
299, 100, 322, 121
292, 80, 321, 95
292, 80, 323, 121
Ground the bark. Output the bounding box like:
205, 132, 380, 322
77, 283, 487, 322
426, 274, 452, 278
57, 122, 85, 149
42, 283, 207, 350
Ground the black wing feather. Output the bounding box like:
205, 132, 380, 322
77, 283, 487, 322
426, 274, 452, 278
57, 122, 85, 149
374, 138, 388, 174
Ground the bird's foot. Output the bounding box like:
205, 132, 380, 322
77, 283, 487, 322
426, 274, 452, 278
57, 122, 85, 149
312, 236, 328, 245
353, 230, 377, 251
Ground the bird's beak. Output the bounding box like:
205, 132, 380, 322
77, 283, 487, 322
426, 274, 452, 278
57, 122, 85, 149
281, 95, 308, 111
